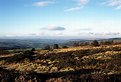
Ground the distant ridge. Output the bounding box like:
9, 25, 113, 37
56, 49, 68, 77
109, 38, 121, 40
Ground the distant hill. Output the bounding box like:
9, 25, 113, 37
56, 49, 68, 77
0, 38, 121, 50
109, 38, 121, 40
0, 39, 68, 50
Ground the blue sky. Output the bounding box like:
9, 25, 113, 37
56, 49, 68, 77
0, 0, 121, 38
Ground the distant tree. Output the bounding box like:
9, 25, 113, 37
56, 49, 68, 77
31, 48, 35, 52
43, 45, 51, 50
73, 42, 79, 47
24, 50, 33, 56
62, 45, 68, 48
30, 48, 35, 56
91, 40, 99, 46
53, 44, 59, 49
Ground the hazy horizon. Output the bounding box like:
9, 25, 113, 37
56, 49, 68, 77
0, 35, 121, 40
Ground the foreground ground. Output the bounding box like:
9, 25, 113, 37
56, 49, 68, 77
0, 44, 121, 82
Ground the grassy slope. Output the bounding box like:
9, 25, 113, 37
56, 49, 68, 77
0, 44, 121, 82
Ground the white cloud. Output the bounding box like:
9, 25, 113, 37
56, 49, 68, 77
104, 0, 121, 9
89, 32, 120, 36
116, 5, 121, 9
33, 1, 54, 7
78, 0, 90, 6
65, 0, 89, 12
78, 32, 121, 38
42, 26, 66, 31
79, 28, 92, 31
65, 7, 82, 12
105, 32, 121, 35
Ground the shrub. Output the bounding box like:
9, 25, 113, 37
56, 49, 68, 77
5, 50, 34, 62
53, 44, 59, 49
100, 40, 114, 45
91, 40, 99, 46
62, 46, 68, 48
73, 42, 79, 47
43, 45, 51, 50
31, 48, 35, 52
79, 42, 90, 46
0, 50, 10, 55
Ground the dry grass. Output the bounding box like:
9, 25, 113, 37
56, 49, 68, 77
1, 44, 121, 75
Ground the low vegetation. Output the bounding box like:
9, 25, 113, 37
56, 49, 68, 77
0, 41, 121, 82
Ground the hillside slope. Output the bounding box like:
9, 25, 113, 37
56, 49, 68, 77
0, 44, 121, 82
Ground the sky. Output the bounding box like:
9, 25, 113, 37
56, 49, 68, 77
0, 0, 121, 39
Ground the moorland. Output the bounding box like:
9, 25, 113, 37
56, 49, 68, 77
0, 39, 121, 82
